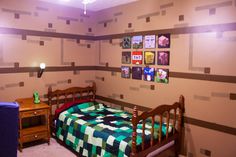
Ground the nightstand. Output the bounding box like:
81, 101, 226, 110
16, 98, 50, 152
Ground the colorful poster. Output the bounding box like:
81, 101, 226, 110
156, 68, 169, 83
157, 51, 170, 65
144, 67, 155, 81
144, 51, 155, 65
144, 35, 156, 48
132, 51, 143, 65
158, 34, 170, 48
132, 35, 143, 49
132, 67, 142, 80
121, 66, 130, 78
122, 36, 131, 49
122, 51, 131, 64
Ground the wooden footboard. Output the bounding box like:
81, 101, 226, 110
131, 95, 185, 157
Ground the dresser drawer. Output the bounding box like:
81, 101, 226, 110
21, 109, 48, 118
21, 131, 48, 143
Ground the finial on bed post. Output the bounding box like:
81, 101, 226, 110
179, 95, 185, 113
131, 106, 138, 157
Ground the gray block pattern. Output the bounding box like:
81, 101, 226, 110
193, 95, 210, 101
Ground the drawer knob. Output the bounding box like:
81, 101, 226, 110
34, 135, 38, 138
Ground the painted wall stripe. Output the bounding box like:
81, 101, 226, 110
0, 66, 235, 84
195, 1, 232, 11
1, 23, 236, 40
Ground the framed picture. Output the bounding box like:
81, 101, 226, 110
144, 67, 155, 82
132, 35, 143, 49
132, 67, 142, 80
156, 68, 169, 83
144, 35, 156, 48
157, 51, 170, 65
122, 36, 131, 49
132, 51, 143, 65
158, 34, 170, 48
121, 66, 130, 78
122, 51, 131, 64
144, 51, 155, 65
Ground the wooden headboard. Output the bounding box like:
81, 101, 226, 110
47, 82, 96, 109
47, 82, 96, 134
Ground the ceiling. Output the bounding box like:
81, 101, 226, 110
39, 0, 139, 11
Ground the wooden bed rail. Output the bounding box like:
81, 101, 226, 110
131, 95, 185, 157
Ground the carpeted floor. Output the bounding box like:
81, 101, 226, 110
17, 138, 176, 157
17, 138, 76, 157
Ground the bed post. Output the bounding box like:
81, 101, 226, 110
176, 95, 185, 156
47, 86, 54, 136
92, 82, 96, 101
131, 106, 138, 157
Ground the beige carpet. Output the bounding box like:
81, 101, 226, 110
17, 138, 76, 157
17, 138, 176, 157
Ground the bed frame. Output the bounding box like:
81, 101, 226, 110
47, 82, 185, 157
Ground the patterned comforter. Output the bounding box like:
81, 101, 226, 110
56, 101, 170, 157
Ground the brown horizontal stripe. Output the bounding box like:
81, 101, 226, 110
1, 23, 236, 40
160, 2, 174, 9
137, 11, 160, 19
96, 95, 236, 136
95, 66, 120, 72
195, 1, 232, 11
170, 72, 236, 83
95, 22, 236, 40
184, 116, 236, 136
45, 66, 96, 72
1, 8, 31, 15
57, 16, 79, 21
0, 66, 235, 84
0, 27, 95, 40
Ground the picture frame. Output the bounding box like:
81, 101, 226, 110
122, 51, 131, 64
156, 68, 169, 83
121, 66, 131, 78
132, 35, 143, 49
122, 36, 131, 49
144, 35, 156, 48
132, 67, 142, 80
144, 51, 155, 65
132, 51, 143, 65
158, 34, 170, 48
144, 67, 155, 82
157, 51, 170, 65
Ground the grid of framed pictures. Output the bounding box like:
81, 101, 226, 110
121, 34, 171, 84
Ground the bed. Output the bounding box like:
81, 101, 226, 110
47, 82, 185, 157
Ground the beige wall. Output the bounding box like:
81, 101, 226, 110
0, 0, 236, 157
94, 0, 236, 157
0, 0, 96, 102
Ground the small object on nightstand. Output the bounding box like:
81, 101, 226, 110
33, 92, 40, 104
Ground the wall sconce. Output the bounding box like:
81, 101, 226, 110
38, 63, 46, 78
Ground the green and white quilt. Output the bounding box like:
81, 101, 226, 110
56, 102, 171, 157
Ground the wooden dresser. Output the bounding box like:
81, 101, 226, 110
16, 98, 50, 152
